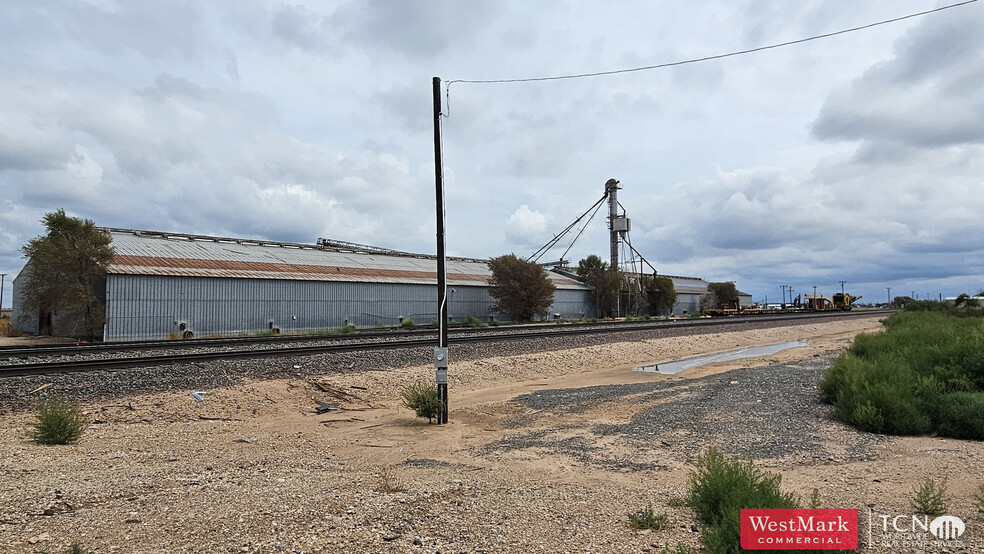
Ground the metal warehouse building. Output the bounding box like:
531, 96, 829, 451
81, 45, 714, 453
14, 229, 595, 341
665, 275, 712, 316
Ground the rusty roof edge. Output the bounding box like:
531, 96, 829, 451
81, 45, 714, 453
99, 227, 490, 264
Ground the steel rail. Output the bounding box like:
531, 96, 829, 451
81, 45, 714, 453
0, 309, 891, 359
0, 310, 889, 378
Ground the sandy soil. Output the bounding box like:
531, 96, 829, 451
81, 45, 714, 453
2, 315, 982, 553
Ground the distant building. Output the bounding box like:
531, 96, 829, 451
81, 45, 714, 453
13, 229, 595, 341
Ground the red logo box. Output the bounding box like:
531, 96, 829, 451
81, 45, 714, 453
740, 509, 858, 550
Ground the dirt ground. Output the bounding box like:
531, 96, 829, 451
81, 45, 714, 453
2, 315, 983, 553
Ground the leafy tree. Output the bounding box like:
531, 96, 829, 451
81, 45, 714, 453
892, 295, 915, 308
576, 254, 622, 318
647, 275, 677, 316
20, 210, 114, 339
706, 282, 739, 309
487, 254, 556, 321
956, 293, 980, 308
699, 291, 719, 313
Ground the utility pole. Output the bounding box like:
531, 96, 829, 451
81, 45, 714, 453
839, 280, 846, 295
432, 76, 449, 425
0, 273, 6, 314
780, 285, 787, 306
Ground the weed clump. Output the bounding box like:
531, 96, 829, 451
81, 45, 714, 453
399, 380, 443, 423
628, 503, 670, 530
32, 396, 86, 445
400, 318, 417, 329
974, 482, 984, 513
913, 477, 948, 516
686, 448, 799, 554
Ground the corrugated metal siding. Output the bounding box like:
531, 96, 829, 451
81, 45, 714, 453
105, 274, 595, 341
673, 293, 703, 316
10, 268, 38, 335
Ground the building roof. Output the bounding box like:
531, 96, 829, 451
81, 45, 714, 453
663, 274, 711, 295
103, 229, 591, 290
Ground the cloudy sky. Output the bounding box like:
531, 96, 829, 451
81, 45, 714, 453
2, 0, 982, 308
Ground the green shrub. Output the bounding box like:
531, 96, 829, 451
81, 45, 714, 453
627, 503, 669, 530
333, 324, 356, 334
820, 310, 984, 439
686, 448, 799, 554
400, 318, 417, 329
399, 380, 443, 423
935, 392, 984, 439
974, 482, 984, 513
809, 488, 821, 509
32, 396, 86, 445
913, 477, 948, 516
465, 315, 487, 328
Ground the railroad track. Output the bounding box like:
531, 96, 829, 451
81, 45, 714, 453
0, 310, 889, 377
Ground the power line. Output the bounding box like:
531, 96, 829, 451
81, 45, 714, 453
448, 0, 976, 87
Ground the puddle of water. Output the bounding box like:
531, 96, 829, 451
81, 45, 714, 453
636, 339, 809, 375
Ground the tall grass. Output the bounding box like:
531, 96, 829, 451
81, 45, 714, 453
820, 311, 984, 438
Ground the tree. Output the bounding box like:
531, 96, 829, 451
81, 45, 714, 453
892, 296, 914, 308
20, 210, 114, 339
699, 291, 719, 314
487, 254, 556, 321
647, 275, 677, 316
707, 282, 740, 309
576, 254, 622, 318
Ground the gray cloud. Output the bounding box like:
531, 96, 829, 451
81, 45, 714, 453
50, 1, 205, 60
812, 11, 984, 148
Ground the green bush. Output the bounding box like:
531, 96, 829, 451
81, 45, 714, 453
628, 503, 669, 530
686, 448, 799, 554
974, 482, 984, 513
32, 396, 87, 445
399, 380, 443, 423
400, 318, 417, 329
820, 311, 984, 439
935, 392, 984, 439
465, 315, 487, 328
913, 478, 948, 516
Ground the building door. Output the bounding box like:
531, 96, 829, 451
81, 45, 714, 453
39, 310, 52, 336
